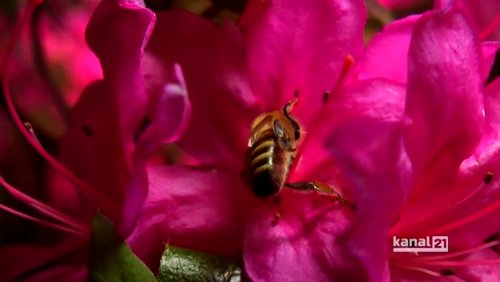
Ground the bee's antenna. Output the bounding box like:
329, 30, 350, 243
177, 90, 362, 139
284, 91, 300, 114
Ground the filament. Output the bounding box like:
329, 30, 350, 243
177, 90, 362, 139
294, 55, 355, 165
479, 15, 500, 41
417, 240, 500, 261
394, 264, 441, 277
429, 200, 500, 234
24, 122, 41, 144
411, 258, 500, 267
0, 203, 87, 237
0, 176, 88, 235
390, 173, 498, 236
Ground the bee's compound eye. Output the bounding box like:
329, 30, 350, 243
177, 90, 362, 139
273, 120, 292, 149
273, 120, 285, 138
294, 129, 300, 140
289, 119, 300, 140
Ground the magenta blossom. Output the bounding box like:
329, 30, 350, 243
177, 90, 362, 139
357, 4, 500, 280
0, 0, 159, 279
125, 0, 413, 281
388, 9, 500, 280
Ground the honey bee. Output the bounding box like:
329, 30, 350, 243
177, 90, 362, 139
244, 97, 350, 205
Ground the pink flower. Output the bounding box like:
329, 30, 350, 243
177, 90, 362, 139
126, 0, 411, 281
3, 0, 496, 281
0, 0, 158, 279
358, 5, 500, 280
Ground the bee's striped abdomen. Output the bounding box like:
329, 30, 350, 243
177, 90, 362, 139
248, 129, 283, 198
245, 101, 300, 199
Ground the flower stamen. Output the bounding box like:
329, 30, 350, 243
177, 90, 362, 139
479, 14, 500, 41
429, 200, 500, 234
448, 171, 494, 209
411, 240, 499, 262
0, 203, 87, 237
0, 176, 89, 236
323, 55, 355, 105
394, 264, 441, 277
484, 171, 495, 184
391, 171, 499, 237
24, 122, 41, 144
409, 258, 500, 267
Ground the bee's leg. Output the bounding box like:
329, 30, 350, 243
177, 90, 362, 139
285, 181, 355, 209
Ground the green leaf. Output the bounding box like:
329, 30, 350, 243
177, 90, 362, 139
89, 213, 156, 282
158, 245, 242, 282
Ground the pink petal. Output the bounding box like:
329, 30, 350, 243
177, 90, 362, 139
437, 0, 500, 41
42, 1, 102, 106
59, 82, 131, 223
144, 10, 258, 167
246, 79, 407, 282
325, 79, 410, 219
393, 9, 486, 238
86, 0, 154, 135
57, 0, 155, 226
293, 79, 407, 191
323, 80, 410, 281
127, 165, 256, 270
240, 0, 367, 125
357, 15, 420, 84
244, 190, 368, 282
135, 63, 192, 157
416, 79, 500, 245
403, 9, 484, 182
484, 78, 500, 138
123, 64, 193, 233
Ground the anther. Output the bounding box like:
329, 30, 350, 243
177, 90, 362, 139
440, 269, 454, 276
325, 55, 355, 106
271, 211, 281, 226
24, 122, 40, 144
271, 195, 281, 226
322, 91, 331, 104
484, 171, 494, 184
82, 124, 94, 137
484, 232, 499, 243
